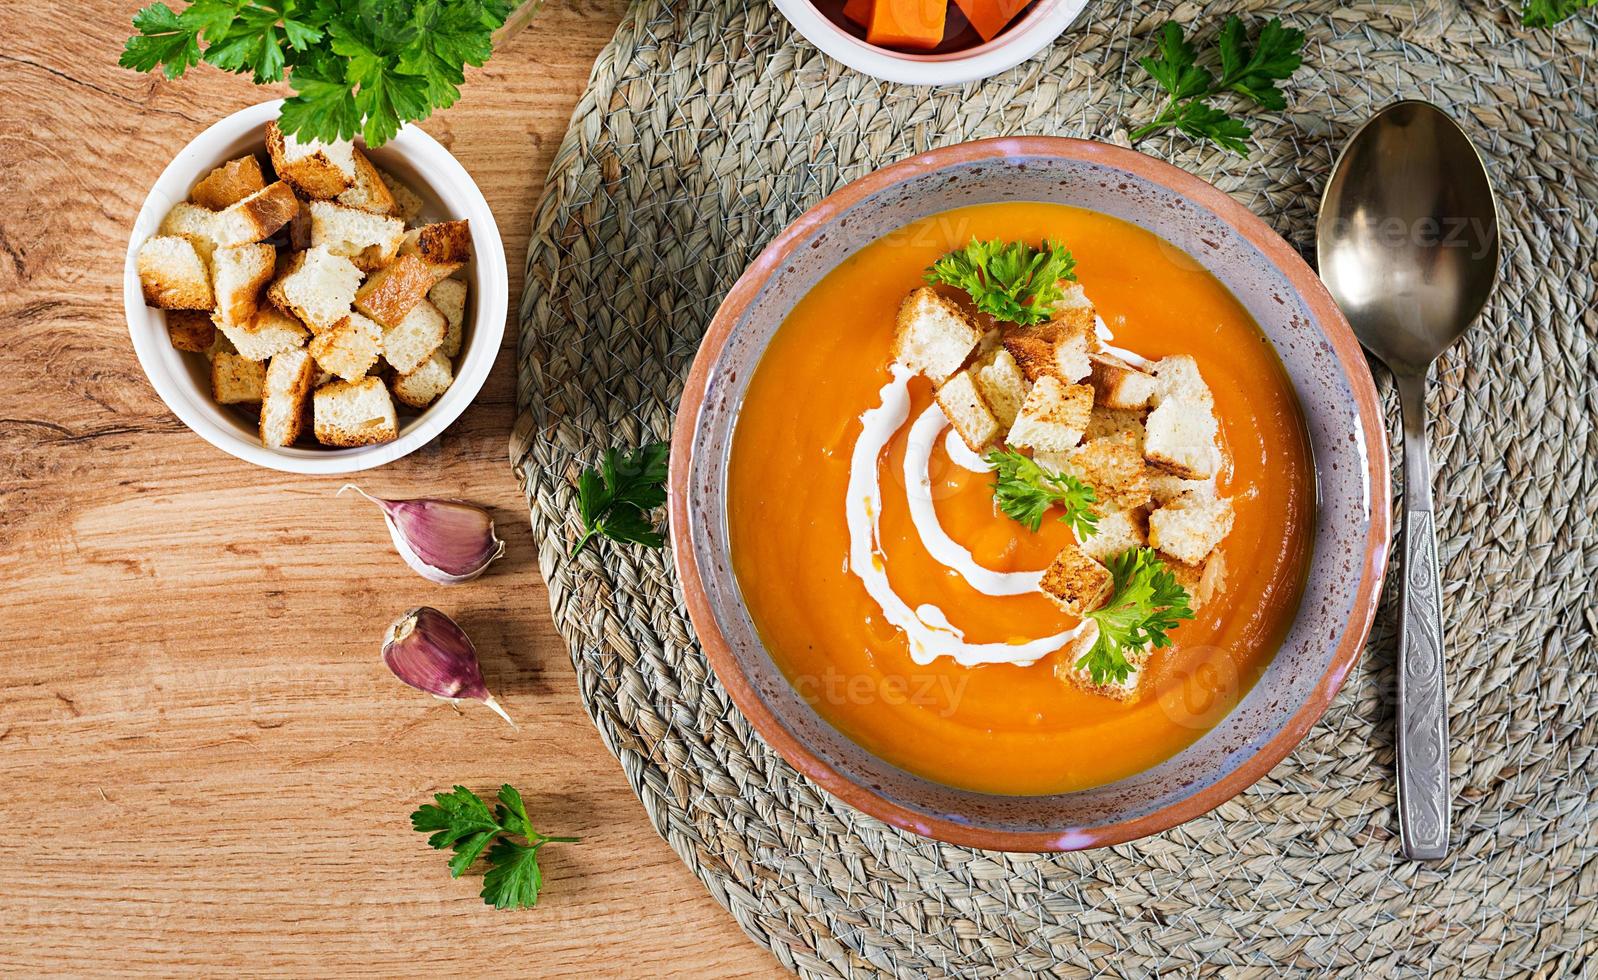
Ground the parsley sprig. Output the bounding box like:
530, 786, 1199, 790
1131, 17, 1306, 155
985, 449, 1099, 539
1077, 548, 1195, 686
925, 239, 1077, 327
120, 1, 513, 146
411, 784, 578, 910
1523, 0, 1596, 25
572, 442, 669, 557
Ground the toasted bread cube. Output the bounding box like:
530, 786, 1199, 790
1149, 471, 1213, 505
1069, 435, 1152, 511
211, 243, 276, 326
1053, 326, 1094, 382
286, 193, 313, 251
428, 278, 467, 358
892, 287, 983, 384
158, 203, 221, 266
971, 347, 1028, 428
307, 313, 382, 381
1166, 550, 1227, 611
381, 300, 447, 374
191, 155, 267, 210
165, 310, 216, 352
1008, 377, 1094, 453
1079, 506, 1149, 563
354, 253, 452, 327
211, 350, 266, 404
1001, 330, 1055, 383
309, 200, 406, 272
314, 376, 398, 447
336, 148, 398, 215
212, 181, 300, 245
400, 220, 472, 266
1040, 545, 1113, 617
137, 236, 213, 310
1055, 623, 1149, 702
1048, 281, 1095, 325
1084, 407, 1146, 447
268, 245, 363, 333
1149, 494, 1235, 565
392, 350, 453, 408
1089, 353, 1159, 410
376, 168, 425, 224
265, 121, 356, 199
259, 348, 316, 447
935, 370, 1002, 453
1002, 319, 1093, 385
218, 305, 309, 362
1151, 354, 1215, 407
1144, 397, 1220, 480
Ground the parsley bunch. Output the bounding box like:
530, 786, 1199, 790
1078, 548, 1194, 686
985, 449, 1099, 539
1131, 17, 1306, 155
925, 239, 1077, 327
1523, 0, 1596, 25
120, 0, 514, 146
412, 784, 578, 910
572, 442, 669, 557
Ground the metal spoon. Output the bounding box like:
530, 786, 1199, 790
1317, 100, 1499, 860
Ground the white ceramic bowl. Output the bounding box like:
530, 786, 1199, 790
123, 99, 508, 474
770, 0, 1090, 85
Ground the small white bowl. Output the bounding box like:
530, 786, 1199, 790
770, 0, 1090, 85
123, 99, 508, 475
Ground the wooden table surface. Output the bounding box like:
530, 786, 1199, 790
0, 3, 778, 975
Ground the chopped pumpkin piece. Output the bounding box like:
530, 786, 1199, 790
868, 0, 947, 51
952, 0, 1031, 41
843, 0, 875, 28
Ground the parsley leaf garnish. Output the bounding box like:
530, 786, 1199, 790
572, 442, 670, 557
1522, 0, 1596, 26
120, 1, 513, 146
411, 784, 578, 910
1130, 17, 1306, 155
985, 448, 1099, 538
925, 239, 1077, 326
1077, 548, 1195, 686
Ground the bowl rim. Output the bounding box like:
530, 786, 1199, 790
769, 0, 1092, 85
122, 98, 508, 475
668, 135, 1392, 851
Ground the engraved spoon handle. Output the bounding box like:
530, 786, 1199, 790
1394, 369, 1450, 860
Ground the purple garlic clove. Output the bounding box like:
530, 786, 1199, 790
341, 485, 506, 584
381, 606, 514, 726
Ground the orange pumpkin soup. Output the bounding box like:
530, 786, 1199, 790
727, 202, 1313, 796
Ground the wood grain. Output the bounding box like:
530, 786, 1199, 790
0, 2, 777, 975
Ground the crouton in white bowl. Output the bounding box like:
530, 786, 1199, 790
123, 100, 507, 474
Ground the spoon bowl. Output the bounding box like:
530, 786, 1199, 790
1316, 100, 1500, 861
1319, 101, 1500, 373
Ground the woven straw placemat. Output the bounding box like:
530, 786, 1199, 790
511, 1, 1596, 975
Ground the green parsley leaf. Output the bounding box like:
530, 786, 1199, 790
410, 784, 578, 910
119, 3, 205, 78
1172, 102, 1254, 156
482, 839, 544, 910
1522, 0, 1597, 26
1077, 548, 1195, 687
985, 448, 1099, 538
1141, 22, 1211, 101
925, 239, 1077, 327
572, 442, 670, 557
120, 0, 513, 146
411, 785, 503, 878
1131, 16, 1307, 155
